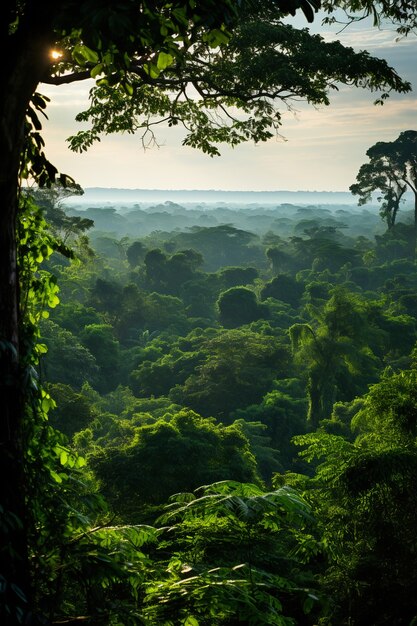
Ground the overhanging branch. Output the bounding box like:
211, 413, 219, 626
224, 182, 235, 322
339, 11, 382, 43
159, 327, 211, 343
42, 70, 92, 85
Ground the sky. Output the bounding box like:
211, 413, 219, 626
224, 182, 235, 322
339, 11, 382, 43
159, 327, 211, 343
40, 12, 417, 193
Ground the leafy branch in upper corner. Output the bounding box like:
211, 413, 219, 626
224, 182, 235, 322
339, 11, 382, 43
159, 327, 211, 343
67, 16, 410, 157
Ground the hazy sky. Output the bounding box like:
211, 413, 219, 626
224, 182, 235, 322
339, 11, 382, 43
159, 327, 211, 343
40, 14, 417, 193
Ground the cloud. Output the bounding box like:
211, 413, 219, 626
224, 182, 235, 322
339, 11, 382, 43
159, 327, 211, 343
321, 26, 414, 50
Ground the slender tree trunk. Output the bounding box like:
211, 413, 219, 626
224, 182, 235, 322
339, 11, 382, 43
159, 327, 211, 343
307, 370, 322, 428
414, 191, 417, 254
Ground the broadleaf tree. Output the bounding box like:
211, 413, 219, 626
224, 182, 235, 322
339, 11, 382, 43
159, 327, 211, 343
66, 10, 410, 156
350, 130, 417, 236
350, 157, 408, 230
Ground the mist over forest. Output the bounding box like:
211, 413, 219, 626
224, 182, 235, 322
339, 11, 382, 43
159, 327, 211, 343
63, 187, 360, 205
63, 186, 403, 241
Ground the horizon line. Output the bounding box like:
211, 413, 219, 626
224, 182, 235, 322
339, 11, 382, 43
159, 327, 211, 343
82, 187, 354, 194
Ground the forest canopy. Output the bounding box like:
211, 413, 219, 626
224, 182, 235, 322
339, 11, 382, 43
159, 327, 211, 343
1, 1, 417, 625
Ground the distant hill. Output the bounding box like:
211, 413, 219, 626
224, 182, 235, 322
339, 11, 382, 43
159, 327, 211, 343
66, 187, 358, 206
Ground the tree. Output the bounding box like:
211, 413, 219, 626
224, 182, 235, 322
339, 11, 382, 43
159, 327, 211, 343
266, 244, 295, 274
374, 222, 416, 262
293, 369, 417, 625
217, 286, 267, 327
144, 481, 323, 624
29, 182, 93, 244
143, 292, 191, 334
49, 301, 102, 335
218, 266, 259, 289
170, 328, 290, 419
40, 319, 100, 388
68, 6, 409, 158
350, 131, 417, 232
350, 158, 408, 230
126, 240, 147, 268
351, 131, 417, 241
80, 323, 121, 393
144, 248, 204, 295
235, 384, 308, 474
89, 277, 124, 319
261, 274, 305, 308
172, 225, 264, 271
47, 382, 95, 438
0, 196, 93, 625
289, 289, 381, 426
114, 283, 148, 344
143, 248, 169, 292
0, 0, 412, 621
180, 274, 220, 320
89, 410, 260, 519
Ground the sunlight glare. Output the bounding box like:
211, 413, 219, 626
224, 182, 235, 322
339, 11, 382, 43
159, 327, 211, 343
50, 50, 63, 60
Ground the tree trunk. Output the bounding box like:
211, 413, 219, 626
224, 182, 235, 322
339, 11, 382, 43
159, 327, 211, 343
0, 28, 53, 624
307, 370, 322, 428
0, 179, 30, 625
414, 191, 417, 254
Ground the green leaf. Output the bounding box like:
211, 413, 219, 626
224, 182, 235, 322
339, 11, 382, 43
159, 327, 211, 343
91, 63, 104, 78
41, 396, 54, 412
60, 450, 68, 466
48, 294, 60, 308
144, 62, 160, 79
73, 44, 99, 65
157, 51, 174, 71
75, 455, 87, 468
50, 470, 63, 484
204, 28, 230, 48
122, 81, 134, 96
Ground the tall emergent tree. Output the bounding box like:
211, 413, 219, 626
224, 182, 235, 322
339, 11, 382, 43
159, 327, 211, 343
350, 156, 408, 230
0, 0, 414, 623
350, 131, 417, 234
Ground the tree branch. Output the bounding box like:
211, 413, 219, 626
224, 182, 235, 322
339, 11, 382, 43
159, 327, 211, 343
42, 71, 92, 85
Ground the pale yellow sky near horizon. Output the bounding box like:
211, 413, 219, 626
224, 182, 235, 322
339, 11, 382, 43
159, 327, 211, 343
40, 16, 417, 193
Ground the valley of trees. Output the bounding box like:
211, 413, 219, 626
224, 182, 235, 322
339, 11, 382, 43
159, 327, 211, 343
2, 0, 417, 625
25, 176, 417, 624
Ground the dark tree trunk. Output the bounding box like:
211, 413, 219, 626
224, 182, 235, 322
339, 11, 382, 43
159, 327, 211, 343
0, 23, 54, 623
0, 68, 31, 626
0, 177, 30, 625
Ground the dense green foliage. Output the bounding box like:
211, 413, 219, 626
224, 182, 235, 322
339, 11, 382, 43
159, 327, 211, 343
19, 180, 416, 624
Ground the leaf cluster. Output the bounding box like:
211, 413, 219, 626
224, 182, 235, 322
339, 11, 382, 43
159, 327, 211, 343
66, 9, 410, 157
